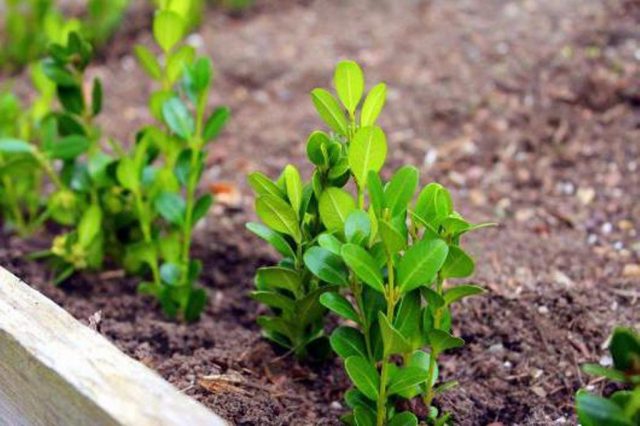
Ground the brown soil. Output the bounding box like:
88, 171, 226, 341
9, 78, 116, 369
1, 0, 639, 424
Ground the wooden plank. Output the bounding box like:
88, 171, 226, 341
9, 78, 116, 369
0, 266, 227, 426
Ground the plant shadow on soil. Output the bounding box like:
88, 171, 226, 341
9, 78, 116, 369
1, 0, 640, 424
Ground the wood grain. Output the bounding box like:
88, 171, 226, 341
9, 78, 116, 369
0, 266, 227, 426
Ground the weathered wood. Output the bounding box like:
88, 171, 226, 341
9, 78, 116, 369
0, 266, 227, 426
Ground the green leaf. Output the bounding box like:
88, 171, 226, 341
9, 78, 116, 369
149, 90, 174, 122
184, 288, 207, 322
354, 406, 376, 426
57, 85, 85, 115
154, 191, 186, 226
378, 312, 412, 356
576, 391, 632, 426
255, 194, 301, 243
304, 246, 348, 285
192, 194, 213, 223
248, 171, 286, 199
319, 187, 356, 232
153, 10, 185, 52
345, 210, 371, 246
245, 222, 295, 258
330, 326, 368, 359
344, 389, 375, 411
360, 83, 387, 127
429, 329, 464, 356
581, 364, 628, 383
0, 139, 34, 154
334, 60, 364, 116
284, 164, 303, 217
116, 157, 140, 191
134, 45, 162, 80
255, 267, 300, 293
252, 291, 295, 313
387, 367, 429, 396
394, 290, 422, 346
349, 126, 387, 189
203, 106, 230, 142
306, 131, 331, 166
345, 356, 380, 401
340, 244, 384, 293
389, 412, 418, 426
91, 78, 102, 116
443, 284, 485, 306
77, 205, 102, 247
379, 219, 406, 255
318, 233, 343, 256
385, 166, 419, 217
183, 57, 213, 101
440, 246, 475, 279
320, 293, 360, 323
367, 171, 384, 216
397, 238, 449, 294
166, 45, 196, 84
162, 97, 194, 139
310, 88, 348, 135
47, 135, 90, 160
610, 327, 640, 373
414, 183, 453, 226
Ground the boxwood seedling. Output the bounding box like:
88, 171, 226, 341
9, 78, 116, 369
119, 1, 230, 321
250, 61, 492, 424
576, 327, 640, 425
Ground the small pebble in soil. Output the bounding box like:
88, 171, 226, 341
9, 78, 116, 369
613, 241, 624, 251
587, 234, 598, 245
330, 401, 342, 411
599, 355, 613, 367
489, 343, 504, 353
537, 305, 549, 315
601, 222, 613, 234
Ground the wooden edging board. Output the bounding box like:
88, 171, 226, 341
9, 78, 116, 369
0, 266, 228, 426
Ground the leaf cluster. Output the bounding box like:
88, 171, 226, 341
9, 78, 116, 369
576, 327, 640, 426
0, 2, 229, 322
248, 61, 492, 423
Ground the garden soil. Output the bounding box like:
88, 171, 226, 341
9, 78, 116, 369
1, 0, 639, 424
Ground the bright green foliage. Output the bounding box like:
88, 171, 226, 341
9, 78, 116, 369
576, 327, 640, 426
0, 63, 55, 235
119, 3, 229, 321
249, 61, 492, 422
0, 0, 129, 73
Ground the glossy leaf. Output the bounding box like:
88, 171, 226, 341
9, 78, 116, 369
255, 194, 301, 243
345, 210, 371, 246
304, 246, 348, 285
246, 222, 295, 258
360, 83, 387, 127
349, 126, 387, 189
162, 97, 194, 139
153, 10, 185, 52
387, 367, 429, 395
134, 45, 162, 80
311, 88, 348, 135
440, 245, 475, 279
330, 326, 368, 359
203, 106, 230, 142
345, 356, 380, 401
334, 60, 364, 116
384, 166, 419, 217
341, 244, 385, 293
284, 164, 303, 217
319, 187, 356, 232
429, 329, 464, 356
248, 171, 286, 199
320, 292, 360, 323
443, 284, 485, 306
154, 191, 186, 226
397, 238, 449, 294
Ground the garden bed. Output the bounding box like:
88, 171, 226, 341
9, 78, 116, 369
1, 0, 639, 424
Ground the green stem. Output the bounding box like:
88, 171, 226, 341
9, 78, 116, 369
2, 175, 28, 235
376, 257, 397, 426
423, 274, 445, 408
179, 94, 207, 286
350, 275, 372, 360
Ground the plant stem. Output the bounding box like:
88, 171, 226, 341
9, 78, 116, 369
376, 256, 397, 426
423, 273, 445, 408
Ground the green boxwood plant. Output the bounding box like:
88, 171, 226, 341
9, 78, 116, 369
117, 2, 229, 321
576, 327, 640, 425
249, 61, 492, 423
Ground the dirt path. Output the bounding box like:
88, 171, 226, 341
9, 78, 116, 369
2, 0, 639, 424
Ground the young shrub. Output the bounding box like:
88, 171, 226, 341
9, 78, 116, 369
249, 61, 492, 423
118, 1, 229, 321
0, 63, 55, 235
576, 327, 640, 425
